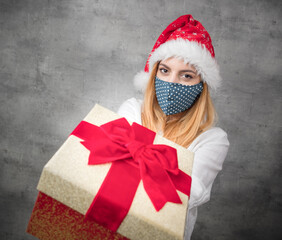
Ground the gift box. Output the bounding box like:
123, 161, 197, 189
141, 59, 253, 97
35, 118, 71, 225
28, 104, 194, 240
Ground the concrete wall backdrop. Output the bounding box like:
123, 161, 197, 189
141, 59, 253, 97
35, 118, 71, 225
0, 0, 281, 239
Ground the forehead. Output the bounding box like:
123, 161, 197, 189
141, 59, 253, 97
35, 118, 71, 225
159, 57, 196, 71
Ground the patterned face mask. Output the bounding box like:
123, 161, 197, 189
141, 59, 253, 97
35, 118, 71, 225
155, 76, 203, 115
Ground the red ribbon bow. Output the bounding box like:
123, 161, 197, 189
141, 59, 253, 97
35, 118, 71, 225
71, 118, 191, 231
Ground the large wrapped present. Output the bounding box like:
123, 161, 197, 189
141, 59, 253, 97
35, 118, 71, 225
28, 104, 194, 240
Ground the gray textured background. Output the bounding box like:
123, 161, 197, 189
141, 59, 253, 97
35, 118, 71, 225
1, 0, 281, 239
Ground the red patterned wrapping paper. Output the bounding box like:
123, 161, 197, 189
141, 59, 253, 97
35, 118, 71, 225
27, 192, 128, 240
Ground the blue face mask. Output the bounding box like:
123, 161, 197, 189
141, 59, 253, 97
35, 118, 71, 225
155, 76, 203, 115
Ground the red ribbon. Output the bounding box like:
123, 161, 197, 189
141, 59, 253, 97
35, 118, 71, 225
71, 118, 191, 231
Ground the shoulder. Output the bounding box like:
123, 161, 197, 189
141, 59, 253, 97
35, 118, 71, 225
117, 98, 143, 124
118, 97, 142, 110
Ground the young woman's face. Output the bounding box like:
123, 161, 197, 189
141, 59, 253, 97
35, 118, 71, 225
156, 57, 201, 86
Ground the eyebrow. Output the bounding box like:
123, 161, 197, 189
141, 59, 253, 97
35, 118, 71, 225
159, 63, 197, 74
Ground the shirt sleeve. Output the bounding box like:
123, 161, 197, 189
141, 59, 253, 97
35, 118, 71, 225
188, 127, 229, 209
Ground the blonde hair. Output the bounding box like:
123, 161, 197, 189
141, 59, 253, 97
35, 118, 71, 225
142, 62, 217, 148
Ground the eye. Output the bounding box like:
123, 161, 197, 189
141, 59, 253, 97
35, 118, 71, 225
159, 68, 168, 74
182, 74, 193, 79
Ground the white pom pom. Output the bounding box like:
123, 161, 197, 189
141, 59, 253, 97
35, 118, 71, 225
133, 71, 150, 92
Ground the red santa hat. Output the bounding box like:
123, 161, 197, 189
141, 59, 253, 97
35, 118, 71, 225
134, 15, 221, 92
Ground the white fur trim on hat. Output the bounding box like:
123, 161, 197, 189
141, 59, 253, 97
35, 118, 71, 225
134, 38, 221, 92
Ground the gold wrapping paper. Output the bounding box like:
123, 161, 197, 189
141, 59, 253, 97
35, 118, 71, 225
37, 104, 194, 240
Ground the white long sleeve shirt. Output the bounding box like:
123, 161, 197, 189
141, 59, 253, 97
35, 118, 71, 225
117, 98, 229, 239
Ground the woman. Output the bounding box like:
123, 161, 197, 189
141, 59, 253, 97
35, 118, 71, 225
118, 15, 229, 239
